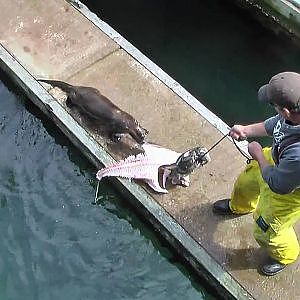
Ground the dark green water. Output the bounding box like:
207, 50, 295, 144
0, 74, 214, 300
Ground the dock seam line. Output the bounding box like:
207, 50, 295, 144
65, 47, 121, 82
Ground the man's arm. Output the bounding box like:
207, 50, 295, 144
248, 141, 270, 170
230, 122, 268, 140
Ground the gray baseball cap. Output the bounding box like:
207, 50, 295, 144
258, 72, 300, 112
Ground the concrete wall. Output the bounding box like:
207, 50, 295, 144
234, 0, 300, 39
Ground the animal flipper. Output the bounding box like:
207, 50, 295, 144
38, 79, 75, 93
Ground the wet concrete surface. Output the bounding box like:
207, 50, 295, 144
1, 0, 300, 299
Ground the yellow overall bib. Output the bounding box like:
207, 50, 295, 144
229, 147, 300, 264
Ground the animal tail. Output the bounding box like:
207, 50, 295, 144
38, 79, 75, 93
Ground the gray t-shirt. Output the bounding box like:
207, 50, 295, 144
263, 115, 300, 194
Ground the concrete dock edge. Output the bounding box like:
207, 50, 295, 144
232, 0, 300, 38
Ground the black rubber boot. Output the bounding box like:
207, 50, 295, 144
212, 199, 235, 215
261, 259, 286, 276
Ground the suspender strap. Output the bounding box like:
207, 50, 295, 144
274, 136, 300, 164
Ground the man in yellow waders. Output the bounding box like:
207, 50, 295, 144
213, 72, 300, 276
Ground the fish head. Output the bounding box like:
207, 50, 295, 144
175, 147, 211, 175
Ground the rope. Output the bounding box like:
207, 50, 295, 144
197, 133, 229, 161
198, 133, 253, 164
231, 138, 253, 164
92, 180, 100, 205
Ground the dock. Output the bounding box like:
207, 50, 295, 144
1, 0, 300, 299
233, 0, 300, 39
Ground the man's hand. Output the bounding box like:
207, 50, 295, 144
229, 122, 268, 141
229, 125, 248, 141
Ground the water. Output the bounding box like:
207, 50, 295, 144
0, 74, 214, 300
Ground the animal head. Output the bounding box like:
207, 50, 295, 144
175, 147, 211, 175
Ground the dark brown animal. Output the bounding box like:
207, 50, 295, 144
38, 79, 148, 143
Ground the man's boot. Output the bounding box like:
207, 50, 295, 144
261, 258, 286, 276
213, 199, 234, 215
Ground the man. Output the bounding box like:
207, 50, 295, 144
213, 72, 300, 276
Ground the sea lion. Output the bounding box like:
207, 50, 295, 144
38, 79, 148, 143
